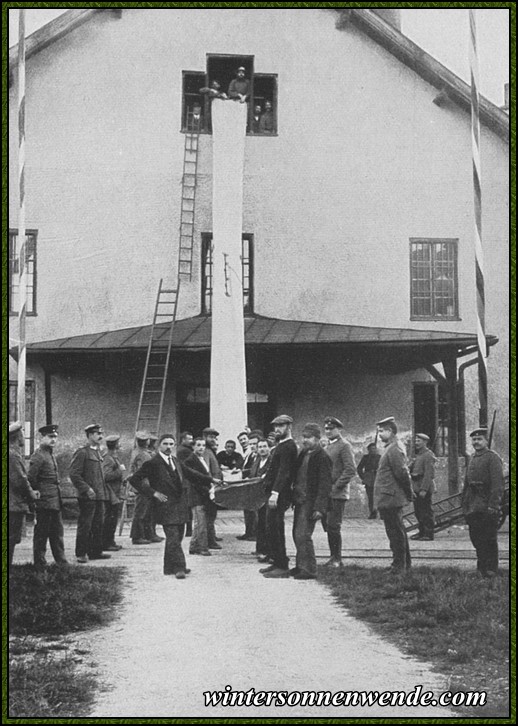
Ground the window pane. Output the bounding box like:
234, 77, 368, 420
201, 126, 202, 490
9, 231, 36, 314
411, 240, 457, 318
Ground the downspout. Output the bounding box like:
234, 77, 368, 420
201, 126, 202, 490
458, 356, 478, 459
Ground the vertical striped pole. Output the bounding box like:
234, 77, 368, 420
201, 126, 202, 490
469, 9, 488, 428
17, 9, 27, 427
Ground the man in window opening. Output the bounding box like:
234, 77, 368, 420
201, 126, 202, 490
259, 100, 275, 133
409, 433, 437, 541
252, 103, 263, 133
228, 66, 250, 103
188, 102, 203, 132
199, 79, 227, 99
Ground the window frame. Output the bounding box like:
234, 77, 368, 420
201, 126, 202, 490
251, 73, 278, 136
9, 228, 38, 316
409, 238, 460, 321
201, 233, 254, 314
9, 380, 36, 455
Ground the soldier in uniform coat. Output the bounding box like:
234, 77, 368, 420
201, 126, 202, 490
462, 428, 504, 577
69, 423, 111, 563
357, 443, 381, 519
28, 424, 68, 567
102, 434, 126, 551
128, 434, 190, 578
129, 432, 155, 545
409, 433, 437, 541
9, 422, 39, 566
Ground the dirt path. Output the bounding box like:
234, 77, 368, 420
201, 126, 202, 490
88, 533, 457, 718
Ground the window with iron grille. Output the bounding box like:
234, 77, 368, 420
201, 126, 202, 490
201, 233, 253, 314
9, 229, 37, 315
410, 239, 459, 319
9, 380, 36, 455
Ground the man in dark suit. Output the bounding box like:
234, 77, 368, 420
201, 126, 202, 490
128, 433, 190, 579
251, 438, 272, 561
183, 438, 221, 556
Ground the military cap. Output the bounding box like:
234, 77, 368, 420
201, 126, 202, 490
376, 416, 396, 427
39, 424, 59, 436
470, 427, 489, 438
9, 421, 23, 434
415, 432, 430, 442
324, 416, 343, 429
302, 422, 321, 438
148, 434, 159, 442
85, 423, 103, 435
237, 66, 246, 72
135, 430, 150, 440
202, 427, 220, 436
105, 434, 120, 444
271, 414, 293, 425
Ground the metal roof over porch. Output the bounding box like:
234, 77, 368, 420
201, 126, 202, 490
20, 315, 497, 354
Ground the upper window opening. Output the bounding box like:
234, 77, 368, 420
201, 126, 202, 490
9, 229, 37, 316
410, 238, 459, 320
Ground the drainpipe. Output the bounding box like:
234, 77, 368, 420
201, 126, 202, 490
458, 356, 478, 458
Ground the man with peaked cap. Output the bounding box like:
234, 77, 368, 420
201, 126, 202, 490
322, 416, 357, 568
228, 66, 250, 103
373, 417, 413, 574
261, 415, 298, 578
409, 433, 437, 541
129, 431, 154, 545
357, 442, 381, 519
28, 424, 68, 568
101, 435, 126, 551
9, 422, 40, 567
69, 423, 111, 563
202, 427, 223, 548
462, 428, 504, 577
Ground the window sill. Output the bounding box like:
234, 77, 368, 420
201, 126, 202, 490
181, 129, 278, 137
9, 312, 37, 317
410, 316, 461, 322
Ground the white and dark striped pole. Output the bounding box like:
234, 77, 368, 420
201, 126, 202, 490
469, 9, 488, 428
17, 9, 27, 427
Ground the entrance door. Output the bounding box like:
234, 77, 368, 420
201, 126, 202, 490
413, 382, 438, 449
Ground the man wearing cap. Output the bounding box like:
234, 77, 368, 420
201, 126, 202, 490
129, 431, 154, 545
9, 422, 40, 567
357, 443, 381, 519
261, 415, 298, 578
228, 67, 250, 103
28, 424, 68, 568
202, 427, 224, 548
409, 434, 437, 541
373, 417, 413, 574
69, 424, 111, 563
128, 433, 190, 578
291, 423, 333, 580
101, 435, 126, 551
259, 100, 275, 134
322, 416, 357, 568
462, 428, 504, 577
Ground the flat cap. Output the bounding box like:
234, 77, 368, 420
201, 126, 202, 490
148, 434, 159, 442
39, 424, 59, 436
105, 434, 120, 444
237, 66, 246, 71
135, 430, 150, 440
376, 416, 396, 427
9, 421, 23, 434
271, 414, 293, 425
302, 422, 321, 438
85, 423, 103, 435
324, 416, 343, 429
202, 427, 220, 436
470, 427, 489, 438
415, 432, 430, 442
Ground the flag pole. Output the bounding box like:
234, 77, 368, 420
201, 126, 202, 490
16, 9, 27, 427
469, 9, 488, 428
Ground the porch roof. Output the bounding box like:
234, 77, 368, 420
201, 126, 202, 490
19, 314, 497, 355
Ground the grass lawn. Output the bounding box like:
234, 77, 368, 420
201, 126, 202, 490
318, 564, 510, 718
8, 564, 125, 718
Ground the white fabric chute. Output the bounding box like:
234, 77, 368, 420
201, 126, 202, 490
209, 100, 248, 444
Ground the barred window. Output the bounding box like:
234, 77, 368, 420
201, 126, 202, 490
410, 239, 458, 319
9, 229, 37, 315
9, 381, 36, 455
201, 233, 253, 314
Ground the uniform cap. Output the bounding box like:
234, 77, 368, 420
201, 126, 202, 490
202, 427, 220, 436
148, 434, 159, 442
85, 423, 103, 435
9, 421, 23, 434
39, 424, 59, 436
470, 427, 489, 438
105, 434, 120, 444
237, 66, 246, 72
415, 432, 430, 442
302, 423, 321, 438
324, 416, 343, 429
135, 430, 150, 440
271, 414, 293, 425
376, 416, 396, 427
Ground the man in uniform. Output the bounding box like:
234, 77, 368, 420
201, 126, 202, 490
261, 414, 298, 579
129, 431, 154, 545
462, 428, 504, 577
102, 434, 126, 551
69, 423, 111, 563
28, 423, 68, 568
373, 416, 413, 574
9, 422, 39, 567
357, 442, 381, 519
409, 433, 437, 541
322, 416, 357, 568
228, 66, 250, 103
202, 427, 224, 548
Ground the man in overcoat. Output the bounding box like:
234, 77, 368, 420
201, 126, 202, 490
128, 433, 190, 578
102, 434, 126, 551
9, 422, 39, 566
28, 423, 68, 567
409, 433, 437, 541
373, 416, 413, 573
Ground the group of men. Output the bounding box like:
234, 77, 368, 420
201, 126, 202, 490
8, 414, 504, 580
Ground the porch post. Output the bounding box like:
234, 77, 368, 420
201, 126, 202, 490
443, 355, 459, 494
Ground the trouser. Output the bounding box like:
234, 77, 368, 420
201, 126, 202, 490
205, 500, 219, 545
76, 499, 106, 558
380, 507, 411, 571
102, 501, 123, 548
33, 508, 67, 566
293, 502, 317, 576
266, 504, 289, 570
190, 505, 209, 552
162, 523, 186, 575
414, 491, 435, 538
466, 512, 499, 574
9, 511, 25, 567
256, 504, 269, 555
365, 485, 376, 515
130, 493, 152, 541
324, 498, 346, 560
243, 509, 258, 537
